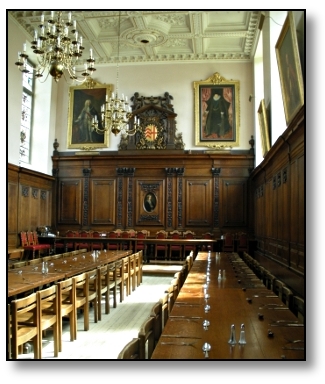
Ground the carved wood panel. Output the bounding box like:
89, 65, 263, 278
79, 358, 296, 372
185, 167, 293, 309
58, 179, 82, 225
221, 179, 247, 226
90, 179, 116, 225
185, 179, 212, 227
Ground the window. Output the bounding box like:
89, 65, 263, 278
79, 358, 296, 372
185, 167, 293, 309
19, 61, 34, 165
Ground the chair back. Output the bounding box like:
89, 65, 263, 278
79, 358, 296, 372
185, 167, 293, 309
11, 292, 40, 359
37, 284, 59, 358
183, 230, 195, 239
20, 231, 29, 247
57, 277, 75, 350
156, 230, 168, 239
138, 316, 155, 359
149, 301, 163, 346
117, 338, 140, 359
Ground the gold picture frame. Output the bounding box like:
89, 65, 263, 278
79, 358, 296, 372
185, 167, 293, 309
275, 11, 304, 125
194, 72, 240, 148
257, 99, 271, 158
67, 82, 113, 149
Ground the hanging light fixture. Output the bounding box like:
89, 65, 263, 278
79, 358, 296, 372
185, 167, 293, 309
15, 11, 96, 83
92, 11, 140, 136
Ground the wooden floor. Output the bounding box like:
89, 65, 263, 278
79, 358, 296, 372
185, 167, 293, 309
16, 273, 174, 360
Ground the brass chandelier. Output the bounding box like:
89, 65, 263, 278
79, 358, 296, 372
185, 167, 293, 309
15, 11, 96, 83
91, 12, 140, 136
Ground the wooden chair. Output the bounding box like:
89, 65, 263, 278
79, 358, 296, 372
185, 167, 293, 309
281, 285, 293, 308
264, 271, 276, 291
222, 232, 235, 252
57, 277, 75, 352
10, 292, 40, 359
129, 253, 136, 293
292, 295, 305, 323
165, 284, 176, 315
135, 250, 143, 286
73, 270, 98, 339
97, 264, 110, 320
159, 293, 169, 330
154, 230, 168, 260
122, 256, 131, 297
183, 230, 196, 259
106, 231, 120, 251
237, 232, 248, 253
273, 279, 285, 297
138, 316, 155, 359
117, 337, 140, 359
114, 260, 124, 303
37, 284, 59, 358
149, 301, 163, 347
169, 230, 183, 260
108, 261, 118, 308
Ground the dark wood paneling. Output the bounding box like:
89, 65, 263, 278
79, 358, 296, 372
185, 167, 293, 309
221, 178, 247, 227
251, 106, 305, 298
185, 179, 212, 227
7, 165, 54, 248
58, 179, 82, 225
90, 179, 116, 225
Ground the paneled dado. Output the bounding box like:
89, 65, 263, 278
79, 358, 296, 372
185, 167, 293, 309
51, 151, 254, 237
250, 106, 305, 298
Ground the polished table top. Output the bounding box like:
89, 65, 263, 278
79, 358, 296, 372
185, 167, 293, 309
151, 252, 305, 360
7, 249, 131, 298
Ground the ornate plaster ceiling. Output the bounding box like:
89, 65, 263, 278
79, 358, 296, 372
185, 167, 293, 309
9, 10, 263, 65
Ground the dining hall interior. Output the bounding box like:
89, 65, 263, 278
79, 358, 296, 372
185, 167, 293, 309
6, 8, 309, 374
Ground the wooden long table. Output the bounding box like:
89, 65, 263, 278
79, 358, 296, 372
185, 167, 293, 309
7, 249, 131, 298
151, 252, 305, 360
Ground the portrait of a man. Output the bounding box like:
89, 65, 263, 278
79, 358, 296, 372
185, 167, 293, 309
144, 192, 156, 212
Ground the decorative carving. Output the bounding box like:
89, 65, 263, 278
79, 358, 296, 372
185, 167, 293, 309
119, 92, 185, 151
40, 190, 47, 200
283, 168, 287, 183
212, 168, 220, 227
277, 172, 281, 187
82, 168, 91, 226
32, 188, 38, 199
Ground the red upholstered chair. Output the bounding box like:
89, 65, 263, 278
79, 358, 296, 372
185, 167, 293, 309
120, 231, 132, 251
90, 230, 103, 251
20, 231, 45, 259
75, 230, 91, 251
32, 231, 51, 256
134, 230, 147, 254
107, 231, 120, 251
182, 230, 196, 259
168, 230, 182, 261
154, 230, 168, 260
202, 232, 214, 252
237, 232, 248, 254
65, 230, 78, 251
222, 233, 235, 252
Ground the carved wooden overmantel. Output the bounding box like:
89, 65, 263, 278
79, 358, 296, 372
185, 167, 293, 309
118, 92, 185, 151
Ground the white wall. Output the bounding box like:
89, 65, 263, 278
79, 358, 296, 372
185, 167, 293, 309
9, 12, 302, 177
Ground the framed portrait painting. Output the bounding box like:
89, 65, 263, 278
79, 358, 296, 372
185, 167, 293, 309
275, 11, 304, 125
67, 82, 113, 149
194, 72, 240, 148
257, 99, 271, 158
